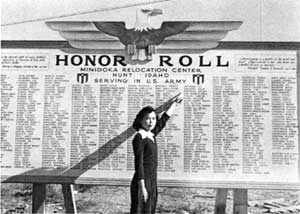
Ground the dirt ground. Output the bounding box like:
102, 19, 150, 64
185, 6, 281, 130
1, 184, 299, 213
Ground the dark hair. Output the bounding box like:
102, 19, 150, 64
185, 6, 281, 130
132, 106, 157, 131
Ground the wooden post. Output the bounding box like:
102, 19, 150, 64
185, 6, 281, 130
62, 184, 77, 214
214, 188, 228, 214
32, 183, 46, 214
233, 189, 248, 214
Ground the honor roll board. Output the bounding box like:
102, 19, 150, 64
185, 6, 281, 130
1, 43, 299, 189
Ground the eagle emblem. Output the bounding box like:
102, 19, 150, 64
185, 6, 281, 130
47, 8, 242, 64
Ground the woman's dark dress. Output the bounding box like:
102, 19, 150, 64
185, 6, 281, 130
130, 113, 170, 214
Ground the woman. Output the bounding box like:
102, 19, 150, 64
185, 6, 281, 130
130, 95, 182, 214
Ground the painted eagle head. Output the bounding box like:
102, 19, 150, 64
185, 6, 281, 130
134, 8, 163, 32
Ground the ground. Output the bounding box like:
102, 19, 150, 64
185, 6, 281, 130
1, 184, 299, 213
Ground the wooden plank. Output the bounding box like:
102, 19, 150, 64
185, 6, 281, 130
249, 198, 285, 207
233, 189, 248, 214
62, 184, 77, 214
32, 183, 46, 214
214, 188, 228, 214
269, 206, 300, 213
2, 175, 300, 190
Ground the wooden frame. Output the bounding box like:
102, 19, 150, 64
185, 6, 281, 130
1, 41, 300, 191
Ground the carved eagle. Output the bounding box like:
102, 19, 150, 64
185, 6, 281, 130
46, 8, 242, 63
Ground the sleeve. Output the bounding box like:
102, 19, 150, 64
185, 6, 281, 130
152, 112, 170, 136
133, 134, 145, 180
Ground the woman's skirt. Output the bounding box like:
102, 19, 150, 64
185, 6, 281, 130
130, 177, 157, 214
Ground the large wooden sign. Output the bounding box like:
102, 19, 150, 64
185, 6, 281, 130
1, 42, 299, 189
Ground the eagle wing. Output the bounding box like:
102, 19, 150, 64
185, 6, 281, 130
161, 21, 190, 38
157, 21, 242, 52
93, 22, 126, 38
46, 21, 126, 51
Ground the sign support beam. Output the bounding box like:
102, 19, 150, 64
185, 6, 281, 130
62, 184, 77, 214
233, 189, 248, 214
32, 183, 46, 214
214, 188, 228, 214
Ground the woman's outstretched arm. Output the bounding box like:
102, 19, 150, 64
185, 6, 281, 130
152, 93, 183, 135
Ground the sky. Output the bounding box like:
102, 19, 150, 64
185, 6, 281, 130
1, 0, 300, 41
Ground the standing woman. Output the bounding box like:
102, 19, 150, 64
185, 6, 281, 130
130, 95, 183, 214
